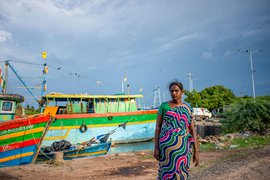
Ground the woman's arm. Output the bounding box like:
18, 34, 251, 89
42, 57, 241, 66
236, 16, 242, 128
154, 114, 163, 161
189, 119, 199, 166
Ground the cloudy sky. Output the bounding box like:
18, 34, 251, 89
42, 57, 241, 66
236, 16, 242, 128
0, 0, 269, 107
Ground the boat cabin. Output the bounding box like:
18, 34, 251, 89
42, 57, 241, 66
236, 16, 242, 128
0, 94, 24, 121
41, 93, 143, 114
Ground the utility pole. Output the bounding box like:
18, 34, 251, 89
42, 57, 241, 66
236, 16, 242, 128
122, 73, 127, 93
153, 87, 161, 108
188, 73, 193, 92
237, 49, 262, 101
138, 87, 143, 109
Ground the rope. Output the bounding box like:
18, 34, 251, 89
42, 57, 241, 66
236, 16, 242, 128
35, 117, 54, 161
4, 59, 43, 66
72, 146, 83, 159
28, 115, 53, 161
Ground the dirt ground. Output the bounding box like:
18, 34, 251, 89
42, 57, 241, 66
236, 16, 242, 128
1, 144, 270, 180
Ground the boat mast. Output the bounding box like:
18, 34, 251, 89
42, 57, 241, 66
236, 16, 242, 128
3, 62, 8, 94
2, 52, 48, 107
41, 51, 47, 97
5, 60, 39, 103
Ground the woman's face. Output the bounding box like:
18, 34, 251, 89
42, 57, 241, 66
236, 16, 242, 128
170, 85, 183, 101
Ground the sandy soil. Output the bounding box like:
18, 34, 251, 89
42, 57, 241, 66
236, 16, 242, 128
1, 144, 269, 180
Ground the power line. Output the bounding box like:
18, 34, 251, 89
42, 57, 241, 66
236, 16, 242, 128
2, 59, 121, 90
47, 64, 119, 88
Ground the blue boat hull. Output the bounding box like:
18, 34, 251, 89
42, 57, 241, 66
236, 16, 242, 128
0, 145, 37, 167
43, 122, 155, 146
37, 141, 111, 160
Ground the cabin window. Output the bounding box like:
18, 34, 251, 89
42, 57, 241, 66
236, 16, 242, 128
1, 101, 13, 112
88, 101, 94, 113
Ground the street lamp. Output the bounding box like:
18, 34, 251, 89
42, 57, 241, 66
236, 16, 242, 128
121, 73, 128, 93
187, 73, 193, 92
237, 49, 262, 100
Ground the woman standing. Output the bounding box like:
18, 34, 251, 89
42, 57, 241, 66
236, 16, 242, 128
154, 81, 199, 179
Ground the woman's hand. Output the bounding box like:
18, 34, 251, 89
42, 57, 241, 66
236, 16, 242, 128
154, 147, 160, 161
193, 151, 199, 167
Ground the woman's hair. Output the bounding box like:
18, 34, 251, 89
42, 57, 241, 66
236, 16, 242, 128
168, 81, 184, 91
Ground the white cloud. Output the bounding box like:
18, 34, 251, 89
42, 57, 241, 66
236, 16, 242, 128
107, 50, 136, 64
222, 51, 232, 58
202, 51, 214, 60
157, 33, 202, 52
202, 50, 233, 61
0, 1, 132, 40
0, 30, 12, 43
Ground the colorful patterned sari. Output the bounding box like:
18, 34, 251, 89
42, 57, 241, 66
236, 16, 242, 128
158, 104, 194, 180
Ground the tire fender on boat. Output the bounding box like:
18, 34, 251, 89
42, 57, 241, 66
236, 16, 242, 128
79, 124, 88, 133
108, 116, 113, 120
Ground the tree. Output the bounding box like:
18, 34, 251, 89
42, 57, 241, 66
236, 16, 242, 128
199, 85, 236, 111
184, 85, 236, 111
25, 105, 40, 115
184, 90, 201, 107
222, 99, 270, 133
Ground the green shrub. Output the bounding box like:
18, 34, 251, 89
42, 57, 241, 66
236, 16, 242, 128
24, 105, 41, 115
221, 99, 270, 133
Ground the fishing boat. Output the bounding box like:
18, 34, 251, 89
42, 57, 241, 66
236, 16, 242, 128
37, 137, 111, 160
37, 122, 127, 161
0, 94, 54, 167
40, 93, 158, 146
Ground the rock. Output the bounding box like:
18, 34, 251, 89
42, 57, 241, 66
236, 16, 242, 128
224, 134, 235, 141
265, 128, 270, 136
138, 152, 146, 156
205, 136, 210, 140
198, 139, 209, 143
215, 142, 229, 149
52, 152, 64, 163
218, 136, 226, 142
242, 131, 252, 138
224, 133, 242, 140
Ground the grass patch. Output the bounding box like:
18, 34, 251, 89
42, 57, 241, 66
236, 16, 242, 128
198, 135, 270, 151
199, 143, 216, 151
230, 135, 270, 149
